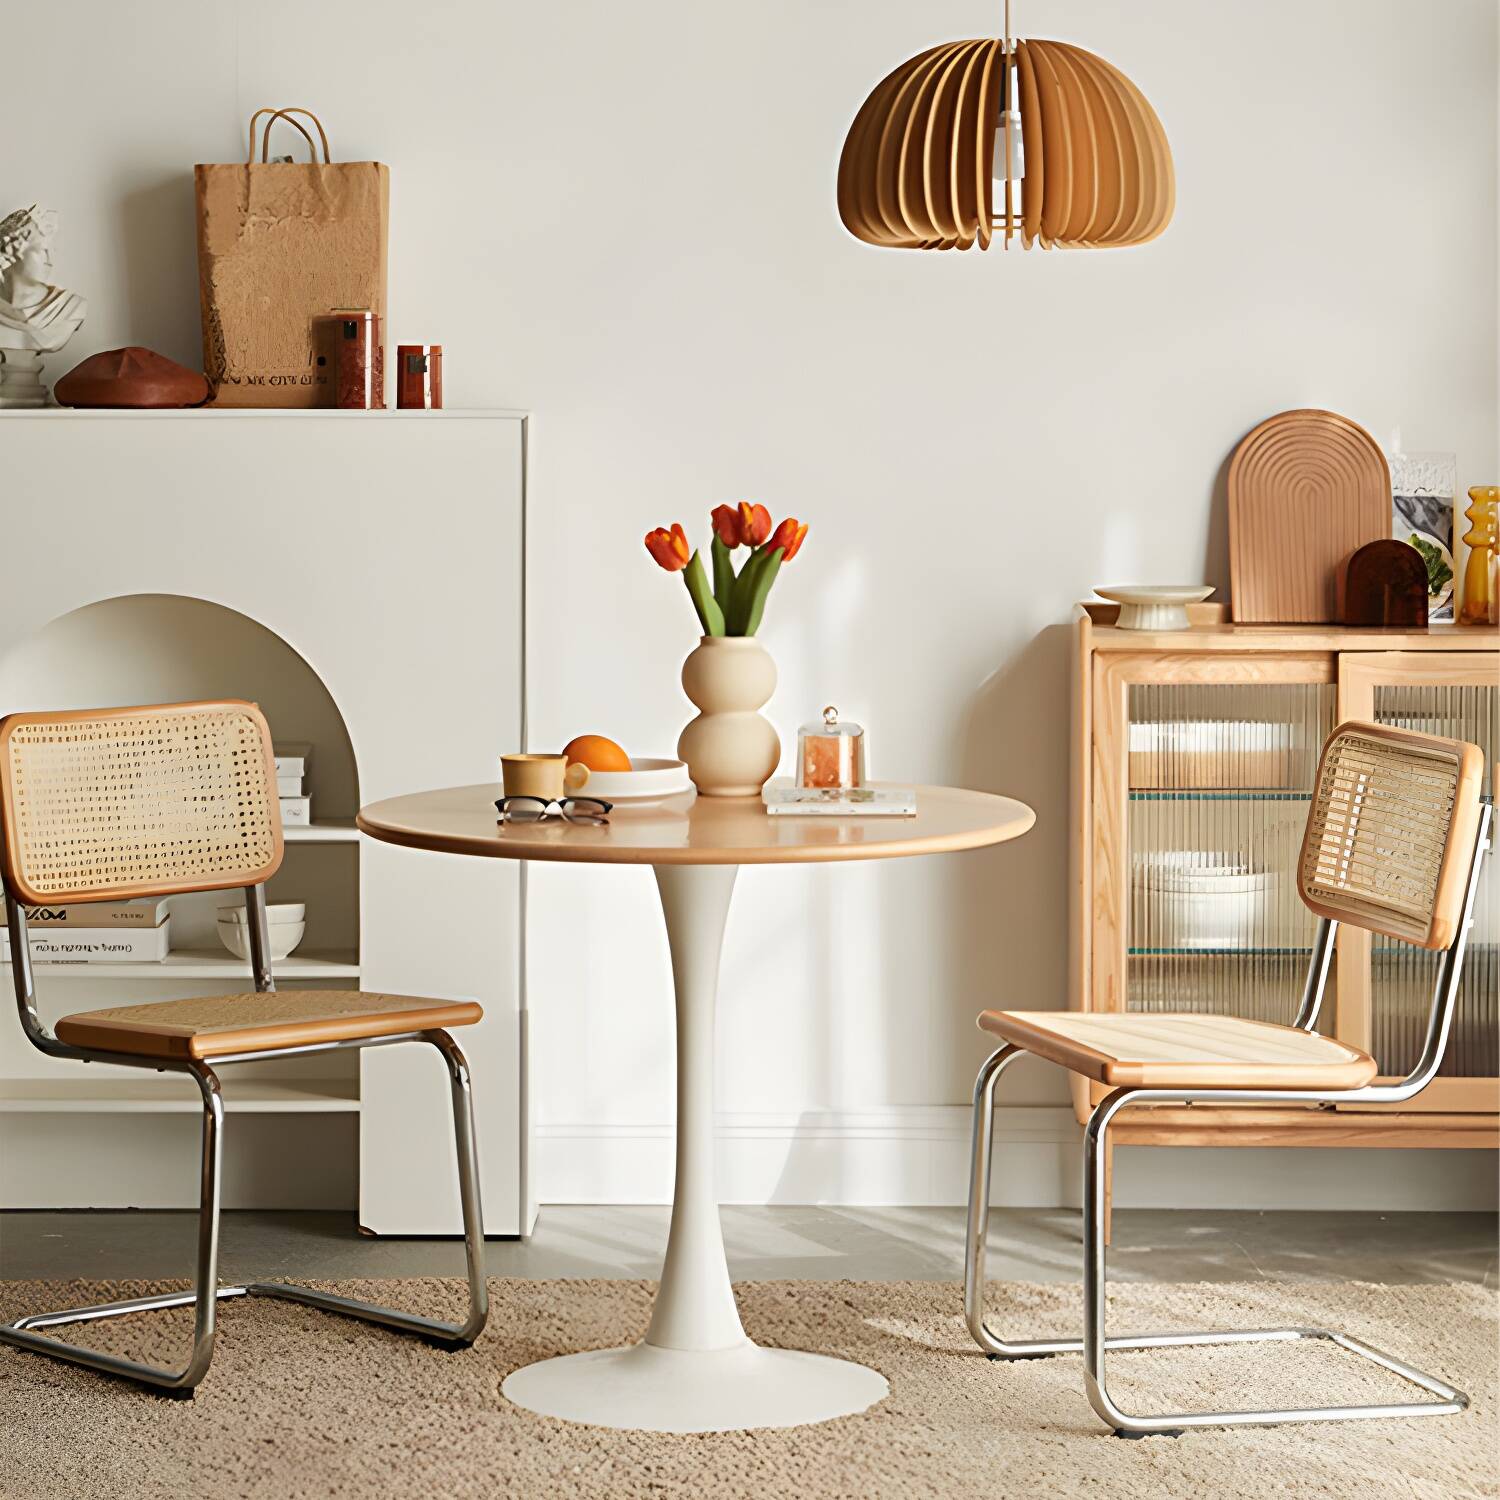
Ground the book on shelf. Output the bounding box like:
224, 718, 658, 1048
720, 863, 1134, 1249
2, 917, 173, 964
280, 795, 311, 827
23, 897, 170, 928
761, 781, 918, 817
274, 743, 311, 778
276, 773, 304, 797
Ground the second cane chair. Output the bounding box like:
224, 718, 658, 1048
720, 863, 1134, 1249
966, 720, 1491, 1435
0, 700, 489, 1396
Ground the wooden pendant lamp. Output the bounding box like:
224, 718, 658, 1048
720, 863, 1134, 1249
838, 5, 1173, 251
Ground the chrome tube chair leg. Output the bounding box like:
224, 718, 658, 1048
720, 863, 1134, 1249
0, 1030, 488, 1394
0, 1063, 232, 1398
243, 1029, 490, 1348
1079, 1088, 1468, 1436
965, 1049, 1470, 1433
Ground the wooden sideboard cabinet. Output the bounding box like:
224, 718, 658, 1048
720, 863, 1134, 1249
1071, 603, 1499, 1176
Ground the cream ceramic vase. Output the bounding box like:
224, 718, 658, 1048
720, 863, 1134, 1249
677, 636, 780, 797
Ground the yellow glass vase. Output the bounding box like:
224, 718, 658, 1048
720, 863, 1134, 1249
1459, 486, 1498, 626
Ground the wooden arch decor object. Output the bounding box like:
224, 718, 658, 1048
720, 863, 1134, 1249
837, 37, 1173, 251
1227, 409, 1391, 624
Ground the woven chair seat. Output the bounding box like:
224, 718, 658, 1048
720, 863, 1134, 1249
977, 1011, 1378, 1090
54, 990, 482, 1061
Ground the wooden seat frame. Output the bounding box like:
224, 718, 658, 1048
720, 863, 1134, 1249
0, 702, 488, 1396
965, 721, 1492, 1435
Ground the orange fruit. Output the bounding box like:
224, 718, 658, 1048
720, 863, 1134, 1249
561, 734, 631, 773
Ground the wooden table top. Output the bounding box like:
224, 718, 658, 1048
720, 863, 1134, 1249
356, 783, 1035, 866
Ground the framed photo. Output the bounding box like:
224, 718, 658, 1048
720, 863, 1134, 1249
1389, 451, 1456, 623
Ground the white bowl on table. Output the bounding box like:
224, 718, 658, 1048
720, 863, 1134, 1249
569, 757, 692, 804
216, 902, 307, 961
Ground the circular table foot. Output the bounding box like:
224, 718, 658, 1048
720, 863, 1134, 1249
501, 1339, 889, 1433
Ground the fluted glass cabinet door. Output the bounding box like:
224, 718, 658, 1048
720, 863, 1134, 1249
1090, 655, 1337, 1093
1336, 653, 1500, 1114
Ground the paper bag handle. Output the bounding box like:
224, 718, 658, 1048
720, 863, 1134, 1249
247, 107, 316, 162
246, 107, 332, 164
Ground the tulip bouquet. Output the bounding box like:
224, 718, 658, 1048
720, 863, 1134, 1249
645, 503, 809, 637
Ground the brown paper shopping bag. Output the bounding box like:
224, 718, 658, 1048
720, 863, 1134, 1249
195, 108, 389, 407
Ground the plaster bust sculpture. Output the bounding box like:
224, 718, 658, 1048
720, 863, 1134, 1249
0, 205, 87, 407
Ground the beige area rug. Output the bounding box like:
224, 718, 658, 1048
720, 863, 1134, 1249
0, 1279, 1493, 1500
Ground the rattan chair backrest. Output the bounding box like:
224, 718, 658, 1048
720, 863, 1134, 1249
0, 700, 283, 905
1299, 720, 1485, 951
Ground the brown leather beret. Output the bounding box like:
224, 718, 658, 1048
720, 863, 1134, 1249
55, 346, 209, 408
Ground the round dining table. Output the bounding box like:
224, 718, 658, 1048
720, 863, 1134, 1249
357, 782, 1034, 1433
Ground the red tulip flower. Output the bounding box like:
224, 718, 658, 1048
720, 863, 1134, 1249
737, 502, 772, 547
644, 523, 691, 572
767, 517, 808, 561
646, 503, 809, 638
710, 504, 743, 549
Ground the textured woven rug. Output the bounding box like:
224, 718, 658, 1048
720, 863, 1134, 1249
0, 1279, 1493, 1499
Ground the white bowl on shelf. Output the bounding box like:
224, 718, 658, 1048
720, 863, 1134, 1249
216, 903, 307, 961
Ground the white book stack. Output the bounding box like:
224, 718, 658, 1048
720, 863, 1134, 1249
3, 899, 173, 964
275, 741, 312, 827
761, 781, 918, 817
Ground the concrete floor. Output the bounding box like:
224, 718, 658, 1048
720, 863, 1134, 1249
1, 1207, 1495, 1286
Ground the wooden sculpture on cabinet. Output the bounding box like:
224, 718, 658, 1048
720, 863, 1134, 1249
1343, 539, 1429, 627
1227, 408, 1390, 624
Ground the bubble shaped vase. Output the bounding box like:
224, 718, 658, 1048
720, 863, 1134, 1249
677, 637, 780, 797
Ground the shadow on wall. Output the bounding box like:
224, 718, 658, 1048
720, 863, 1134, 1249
761, 623, 1076, 1202
1201, 444, 1235, 602
946, 624, 1074, 1102
118, 173, 201, 368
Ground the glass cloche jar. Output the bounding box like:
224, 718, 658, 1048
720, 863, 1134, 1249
796, 706, 866, 790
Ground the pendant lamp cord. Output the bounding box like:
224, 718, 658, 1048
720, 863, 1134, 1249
1002, 0, 1014, 244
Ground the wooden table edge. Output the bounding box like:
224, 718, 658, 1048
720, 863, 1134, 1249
354, 793, 1036, 866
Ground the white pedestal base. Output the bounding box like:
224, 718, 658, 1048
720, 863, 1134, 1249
504, 865, 892, 1431
502, 1340, 889, 1433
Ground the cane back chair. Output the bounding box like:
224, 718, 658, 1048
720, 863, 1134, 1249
966, 720, 1491, 1435
0, 700, 488, 1396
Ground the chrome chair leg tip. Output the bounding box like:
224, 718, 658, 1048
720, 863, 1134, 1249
418, 1332, 476, 1352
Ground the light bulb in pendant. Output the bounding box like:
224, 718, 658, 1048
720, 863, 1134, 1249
991, 56, 1024, 222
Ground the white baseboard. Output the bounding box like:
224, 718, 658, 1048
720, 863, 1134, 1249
0, 1114, 356, 1211
537, 1106, 1499, 1212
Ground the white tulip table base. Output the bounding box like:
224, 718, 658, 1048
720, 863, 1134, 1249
501, 1340, 890, 1434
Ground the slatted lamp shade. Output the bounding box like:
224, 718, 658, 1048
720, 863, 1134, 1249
838, 32, 1173, 251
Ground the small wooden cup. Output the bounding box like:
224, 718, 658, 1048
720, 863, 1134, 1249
501, 754, 567, 800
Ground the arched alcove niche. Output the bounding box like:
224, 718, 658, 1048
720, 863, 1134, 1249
0, 592, 360, 966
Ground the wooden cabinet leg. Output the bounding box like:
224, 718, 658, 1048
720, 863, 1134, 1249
1103, 1138, 1115, 1247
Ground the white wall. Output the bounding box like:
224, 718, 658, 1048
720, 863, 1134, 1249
10, 0, 1498, 1209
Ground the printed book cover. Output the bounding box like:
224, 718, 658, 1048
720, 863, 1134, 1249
2, 918, 173, 964
24, 898, 171, 928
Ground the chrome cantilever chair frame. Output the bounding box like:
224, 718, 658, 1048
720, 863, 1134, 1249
0, 883, 489, 1397
965, 796, 1493, 1436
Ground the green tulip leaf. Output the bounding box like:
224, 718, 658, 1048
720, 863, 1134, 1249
741, 547, 785, 636
683, 551, 726, 636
